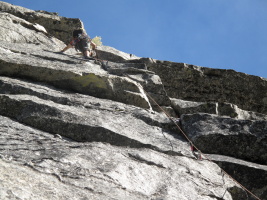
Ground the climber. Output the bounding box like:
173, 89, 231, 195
59, 28, 96, 60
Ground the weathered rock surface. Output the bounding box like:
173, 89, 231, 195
0, 41, 154, 109
0, 1, 83, 43
181, 113, 267, 165
147, 61, 267, 115
0, 39, 171, 111
208, 154, 267, 200
0, 12, 63, 47
96, 45, 140, 62
0, 1, 266, 200
0, 115, 245, 200
171, 98, 267, 120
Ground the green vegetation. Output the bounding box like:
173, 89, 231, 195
73, 73, 107, 89
92, 36, 102, 46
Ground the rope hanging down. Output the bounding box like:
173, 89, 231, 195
143, 90, 262, 200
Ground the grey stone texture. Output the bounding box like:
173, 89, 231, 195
147, 61, 267, 115
0, 1, 83, 43
0, 1, 266, 200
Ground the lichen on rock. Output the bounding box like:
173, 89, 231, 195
0, 1, 266, 200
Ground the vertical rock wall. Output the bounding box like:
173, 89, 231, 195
0, 1, 266, 200
147, 61, 267, 115
0, 1, 83, 43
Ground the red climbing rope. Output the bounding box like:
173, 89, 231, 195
143, 90, 262, 200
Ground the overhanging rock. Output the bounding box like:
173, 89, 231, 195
181, 113, 267, 165
0, 1, 83, 43
147, 60, 267, 115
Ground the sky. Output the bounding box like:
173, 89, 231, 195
4, 0, 267, 78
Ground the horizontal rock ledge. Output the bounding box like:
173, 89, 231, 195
171, 98, 267, 120
0, 57, 151, 109
0, 94, 187, 156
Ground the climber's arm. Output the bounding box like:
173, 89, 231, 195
90, 41, 96, 50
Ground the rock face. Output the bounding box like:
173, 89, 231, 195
181, 113, 267, 165
0, 1, 83, 43
0, 1, 266, 200
147, 61, 267, 115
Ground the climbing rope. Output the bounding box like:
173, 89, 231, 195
143, 90, 262, 200
94, 56, 260, 199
